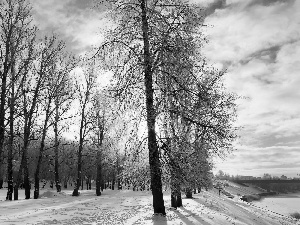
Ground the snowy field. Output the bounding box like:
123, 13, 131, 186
0, 187, 299, 225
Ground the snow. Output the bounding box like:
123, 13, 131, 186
0, 186, 299, 225
253, 194, 300, 216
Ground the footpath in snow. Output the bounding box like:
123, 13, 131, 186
0, 187, 299, 225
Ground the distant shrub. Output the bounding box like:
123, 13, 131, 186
290, 212, 300, 220
240, 194, 261, 202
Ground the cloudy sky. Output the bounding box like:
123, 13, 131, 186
30, 0, 300, 178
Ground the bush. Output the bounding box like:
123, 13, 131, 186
290, 212, 300, 220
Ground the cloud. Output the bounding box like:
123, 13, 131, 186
202, 0, 300, 176
214, 145, 300, 177
30, 0, 109, 54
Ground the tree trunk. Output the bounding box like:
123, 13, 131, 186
0, 59, 8, 190
19, 129, 30, 200
170, 172, 178, 208
14, 155, 24, 200
112, 166, 115, 191
54, 99, 61, 192
0, 170, 3, 189
20, 61, 44, 200
64, 178, 67, 189
72, 130, 83, 196
72, 92, 88, 196
34, 153, 42, 199
171, 191, 177, 208
176, 185, 182, 207
96, 152, 102, 196
140, 0, 165, 215
23, 157, 30, 199
116, 156, 121, 190
6, 65, 15, 200
185, 187, 193, 198
34, 101, 51, 199
198, 186, 201, 193
14, 185, 19, 200
118, 179, 121, 190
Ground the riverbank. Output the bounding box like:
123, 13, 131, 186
0, 187, 299, 224
252, 192, 300, 217
223, 181, 300, 218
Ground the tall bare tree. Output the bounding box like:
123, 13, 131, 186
0, 0, 36, 189
72, 58, 97, 196
99, 0, 237, 212
14, 35, 65, 200
33, 36, 76, 199
52, 54, 76, 193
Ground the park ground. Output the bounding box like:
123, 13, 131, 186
0, 183, 299, 225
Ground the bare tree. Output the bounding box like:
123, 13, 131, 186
52, 54, 77, 193
33, 36, 76, 199
97, 0, 237, 213
90, 91, 107, 196
0, 0, 36, 190
14, 35, 65, 200
72, 58, 97, 196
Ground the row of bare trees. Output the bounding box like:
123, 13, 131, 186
0, 0, 123, 201
1, 0, 238, 216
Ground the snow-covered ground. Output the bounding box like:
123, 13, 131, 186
252, 193, 300, 216
0, 186, 299, 225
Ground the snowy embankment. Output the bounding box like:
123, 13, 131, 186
0, 187, 299, 225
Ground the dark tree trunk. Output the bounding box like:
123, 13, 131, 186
116, 156, 121, 190
185, 188, 193, 198
176, 187, 182, 207
14, 186, 19, 200
72, 96, 87, 196
112, 169, 115, 191
118, 180, 122, 190
20, 63, 44, 200
140, 0, 165, 215
17, 130, 31, 200
102, 176, 105, 191
64, 179, 67, 189
170, 173, 178, 208
171, 192, 177, 208
54, 99, 61, 192
34, 101, 51, 199
14, 154, 25, 200
72, 134, 83, 196
0, 175, 3, 189
170, 172, 182, 208
96, 152, 102, 196
6, 67, 15, 200
23, 153, 30, 199
34, 151, 43, 199
0, 59, 8, 189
